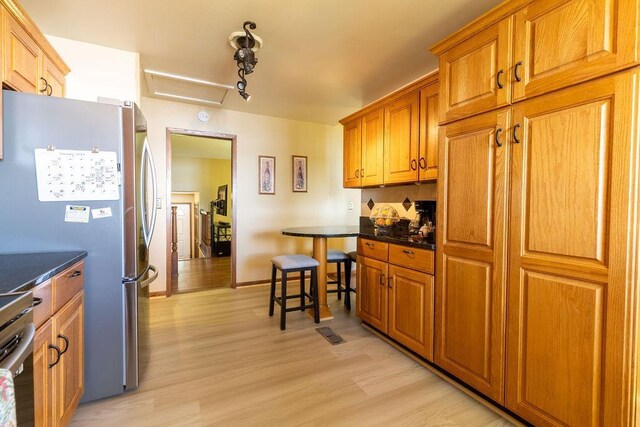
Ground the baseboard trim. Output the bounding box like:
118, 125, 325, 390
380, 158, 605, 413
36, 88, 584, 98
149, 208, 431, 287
149, 291, 167, 298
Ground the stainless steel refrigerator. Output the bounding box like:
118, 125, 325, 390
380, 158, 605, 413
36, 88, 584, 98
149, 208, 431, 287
0, 90, 158, 402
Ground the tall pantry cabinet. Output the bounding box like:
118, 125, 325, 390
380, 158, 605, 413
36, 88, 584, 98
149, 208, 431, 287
431, 0, 640, 425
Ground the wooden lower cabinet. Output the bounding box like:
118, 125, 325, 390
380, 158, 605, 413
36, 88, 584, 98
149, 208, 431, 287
33, 265, 84, 426
357, 241, 436, 361
388, 265, 434, 361
356, 256, 388, 332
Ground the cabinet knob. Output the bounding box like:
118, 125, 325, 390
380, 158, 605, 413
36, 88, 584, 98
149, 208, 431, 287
48, 344, 61, 369
419, 157, 426, 169
514, 61, 523, 82
513, 124, 521, 144
495, 128, 503, 147
496, 69, 504, 89
39, 77, 48, 94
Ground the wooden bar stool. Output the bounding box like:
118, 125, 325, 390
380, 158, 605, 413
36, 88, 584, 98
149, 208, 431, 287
326, 249, 353, 308
269, 255, 320, 330
343, 251, 357, 310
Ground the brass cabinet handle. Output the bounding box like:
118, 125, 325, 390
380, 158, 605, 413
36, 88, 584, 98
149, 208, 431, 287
355, 169, 359, 178
495, 128, 503, 147
514, 61, 523, 82
496, 69, 504, 89
58, 334, 70, 356
48, 344, 61, 369
410, 159, 417, 170
513, 124, 521, 144
402, 249, 414, 255
39, 77, 48, 93
379, 274, 385, 285
419, 157, 426, 169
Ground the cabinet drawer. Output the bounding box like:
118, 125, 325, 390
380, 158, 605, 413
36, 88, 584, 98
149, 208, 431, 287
357, 238, 388, 262
52, 262, 84, 313
32, 280, 52, 329
389, 244, 434, 274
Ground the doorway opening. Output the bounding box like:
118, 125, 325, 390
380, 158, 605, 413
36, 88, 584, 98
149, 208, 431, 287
166, 128, 237, 295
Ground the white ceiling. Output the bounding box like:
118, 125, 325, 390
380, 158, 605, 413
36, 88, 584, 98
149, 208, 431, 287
21, 0, 502, 125
171, 135, 231, 159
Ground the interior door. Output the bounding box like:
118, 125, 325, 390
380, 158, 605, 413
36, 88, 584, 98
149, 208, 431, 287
435, 108, 510, 403
512, 0, 640, 102
506, 70, 640, 426
173, 203, 192, 260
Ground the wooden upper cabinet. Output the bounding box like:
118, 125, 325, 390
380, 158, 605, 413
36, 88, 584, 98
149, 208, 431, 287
361, 108, 384, 186
419, 83, 439, 181
356, 256, 388, 333
435, 108, 510, 403
54, 292, 84, 427
42, 54, 66, 97
3, 9, 41, 93
342, 118, 361, 188
437, 17, 512, 124
388, 265, 434, 361
512, 0, 640, 102
384, 92, 420, 184
506, 70, 640, 426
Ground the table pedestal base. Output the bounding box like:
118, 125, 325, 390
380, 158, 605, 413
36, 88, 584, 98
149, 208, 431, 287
311, 236, 333, 320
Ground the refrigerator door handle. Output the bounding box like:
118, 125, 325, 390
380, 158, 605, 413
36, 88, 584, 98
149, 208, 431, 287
140, 139, 157, 248
140, 265, 158, 289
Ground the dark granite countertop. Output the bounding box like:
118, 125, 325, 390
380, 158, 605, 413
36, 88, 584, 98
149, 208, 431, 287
282, 226, 360, 238
0, 251, 87, 293
359, 232, 436, 251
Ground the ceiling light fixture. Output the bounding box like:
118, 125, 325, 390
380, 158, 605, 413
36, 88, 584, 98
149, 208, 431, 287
230, 21, 260, 101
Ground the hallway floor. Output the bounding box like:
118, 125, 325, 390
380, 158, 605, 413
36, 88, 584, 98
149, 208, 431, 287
71, 284, 513, 426
173, 256, 231, 293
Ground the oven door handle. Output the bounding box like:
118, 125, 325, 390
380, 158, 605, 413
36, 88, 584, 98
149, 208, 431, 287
0, 324, 35, 374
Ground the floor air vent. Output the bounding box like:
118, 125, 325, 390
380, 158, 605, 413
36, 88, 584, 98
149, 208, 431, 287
316, 327, 346, 345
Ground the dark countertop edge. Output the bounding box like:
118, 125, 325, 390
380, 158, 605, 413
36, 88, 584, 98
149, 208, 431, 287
358, 233, 436, 251
282, 231, 360, 238
7, 251, 88, 293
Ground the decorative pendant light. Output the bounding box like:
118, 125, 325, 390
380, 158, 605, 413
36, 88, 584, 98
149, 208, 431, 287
229, 21, 261, 101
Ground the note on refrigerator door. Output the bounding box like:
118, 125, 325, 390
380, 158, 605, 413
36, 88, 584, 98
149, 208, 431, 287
64, 205, 90, 223
34, 149, 120, 201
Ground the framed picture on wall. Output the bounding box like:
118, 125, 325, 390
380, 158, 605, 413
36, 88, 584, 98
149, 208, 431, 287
258, 155, 276, 195
292, 155, 307, 192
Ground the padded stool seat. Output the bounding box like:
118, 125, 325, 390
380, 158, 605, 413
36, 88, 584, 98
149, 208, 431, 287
327, 249, 349, 261
269, 254, 319, 330
271, 254, 319, 270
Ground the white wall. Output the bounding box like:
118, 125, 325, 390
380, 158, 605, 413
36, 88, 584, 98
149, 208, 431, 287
46, 35, 140, 104
142, 97, 361, 292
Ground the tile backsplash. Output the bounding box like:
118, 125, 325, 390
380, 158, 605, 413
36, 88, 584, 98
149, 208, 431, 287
361, 183, 436, 219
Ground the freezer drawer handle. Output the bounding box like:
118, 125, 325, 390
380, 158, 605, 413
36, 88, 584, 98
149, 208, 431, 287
58, 334, 69, 356
70, 270, 82, 278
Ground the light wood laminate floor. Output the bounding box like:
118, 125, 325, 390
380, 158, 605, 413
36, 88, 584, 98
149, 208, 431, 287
174, 257, 231, 293
71, 285, 512, 426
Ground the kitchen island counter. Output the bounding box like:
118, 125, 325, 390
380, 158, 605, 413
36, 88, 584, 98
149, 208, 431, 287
0, 251, 88, 293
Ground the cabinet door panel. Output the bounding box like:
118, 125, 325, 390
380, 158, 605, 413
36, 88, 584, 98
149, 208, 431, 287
512, 0, 639, 101
384, 92, 420, 184
435, 108, 509, 403
507, 71, 640, 425
54, 292, 84, 427
3, 12, 41, 93
419, 83, 439, 181
361, 109, 384, 186
439, 17, 512, 123
388, 265, 434, 360
356, 256, 388, 332
34, 320, 55, 427
343, 119, 361, 188
43, 54, 65, 98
